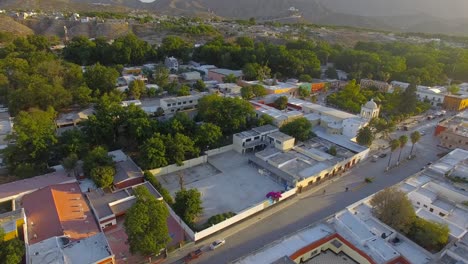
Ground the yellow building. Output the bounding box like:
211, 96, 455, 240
0, 209, 25, 241
443, 95, 468, 111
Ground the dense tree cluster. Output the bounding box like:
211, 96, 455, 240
327, 80, 431, 120
192, 38, 322, 79
63, 34, 157, 65
173, 188, 203, 227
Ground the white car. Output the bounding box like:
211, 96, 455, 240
209, 239, 226, 250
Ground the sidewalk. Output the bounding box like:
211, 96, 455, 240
162, 159, 371, 264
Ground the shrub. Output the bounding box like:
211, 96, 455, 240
144, 171, 174, 205
365, 177, 374, 183
203, 212, 236, 229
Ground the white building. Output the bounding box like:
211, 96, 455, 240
360, 99, 380, 120
390, 81, 410, 93
159, 93, 206, 114
233, 125, 279, 154
164, 56, 179, 72
416, 85, 447, 106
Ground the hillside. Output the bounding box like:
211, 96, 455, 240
0, 15, 34, 36
1, 0, 468, 35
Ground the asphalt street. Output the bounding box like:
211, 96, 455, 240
168, 119, 447, 264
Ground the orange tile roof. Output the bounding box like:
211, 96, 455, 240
22, 182, 99, 244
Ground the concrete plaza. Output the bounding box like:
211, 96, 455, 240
158, 151, 284, 224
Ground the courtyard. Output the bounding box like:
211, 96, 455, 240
157, 150, 284, 224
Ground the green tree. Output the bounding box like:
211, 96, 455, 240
0, 228, 25, 264
328, 146, 337, 156
90, 165, 115, 188
164, 133, 199, 166
356, 127, 374, 147
159, 36, 192, 62
223, 73, 238, 83
370, 187, 416, 234
124, 186, 170, 256
71, 85, 92, 107
325, 66, 338, 79
57, 129, 89, 158
280, 117, 313, 142
447, 84, 460, 95
195, 123, 222, 151
256, 114, 274, 126
197, 95, 256, 134
173, 188, 203, 226
240, 86, 255, 100
408, 218, 449, 252
144, 171, 174, 205
387, 139, 401, 170
242, 63, 262, 81
274, 96, 288, 110
140, 134, 168, 170
397, 135, 408, 165
409, 131, 421, 158
3, 108, 57, 177
193, 80, 206, 92
62, 153, 79, 177
153, 66, 170, 88
177, 85, 191, 96
299, 74, 313, 82
83, 146, 114, 177
298, 87, 310, 98
84, 63, 119, 95
399, 84, 418, 114
63, 36, 97, 65
128, 79, 145, 100
251, 84, 267, 98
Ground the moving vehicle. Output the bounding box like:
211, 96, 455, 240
184, 249, 203, 263
210, 239, 226, 250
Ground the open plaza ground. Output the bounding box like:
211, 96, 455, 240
157, 150, 284, 224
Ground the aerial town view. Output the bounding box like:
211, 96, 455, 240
0, 0, 467, 264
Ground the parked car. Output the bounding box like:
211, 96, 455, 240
184, 249, 203, 263
210, 239, 226, 250
379, 153, 387, 158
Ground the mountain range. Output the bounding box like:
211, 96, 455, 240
1, 0, 468, 35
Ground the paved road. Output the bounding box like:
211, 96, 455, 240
168, 122, 446, 264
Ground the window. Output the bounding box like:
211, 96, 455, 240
189, 100, 193, 103
246, 138, 251, 142
417, 201, 420, 205
254, 136, 260, 140
183, 101, 186, 104
429, 208, 434, 212
167, 103, 171, 107
423, 204, 428, 208
439, 212, 446, 217
178, 102, 181, 105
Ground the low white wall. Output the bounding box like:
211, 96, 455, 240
149, 156, 208, 176
205, 144, 234, 157
193, 187, 297, 241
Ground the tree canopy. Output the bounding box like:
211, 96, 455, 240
280, 117, 314, 142
197, 94, 256, 134
0, 228, 25, 264
356, 127, 374, 147
370, 187, 416, 234
124, 186, 170, 256
3, 108, 57, 177
173, 188, 203, 227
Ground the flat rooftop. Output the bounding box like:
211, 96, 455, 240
268, 131, 294, 142
0, 170, 75, 202
86, 181, 162, 220
252, 124, 278, 134
113, 159, 144, 184
28, 232, 113, 264
233, 224, 334, 264
288, 98, 357, 120
22, 182, 100, 244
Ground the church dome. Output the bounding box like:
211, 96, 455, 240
365, 99, 378, 109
